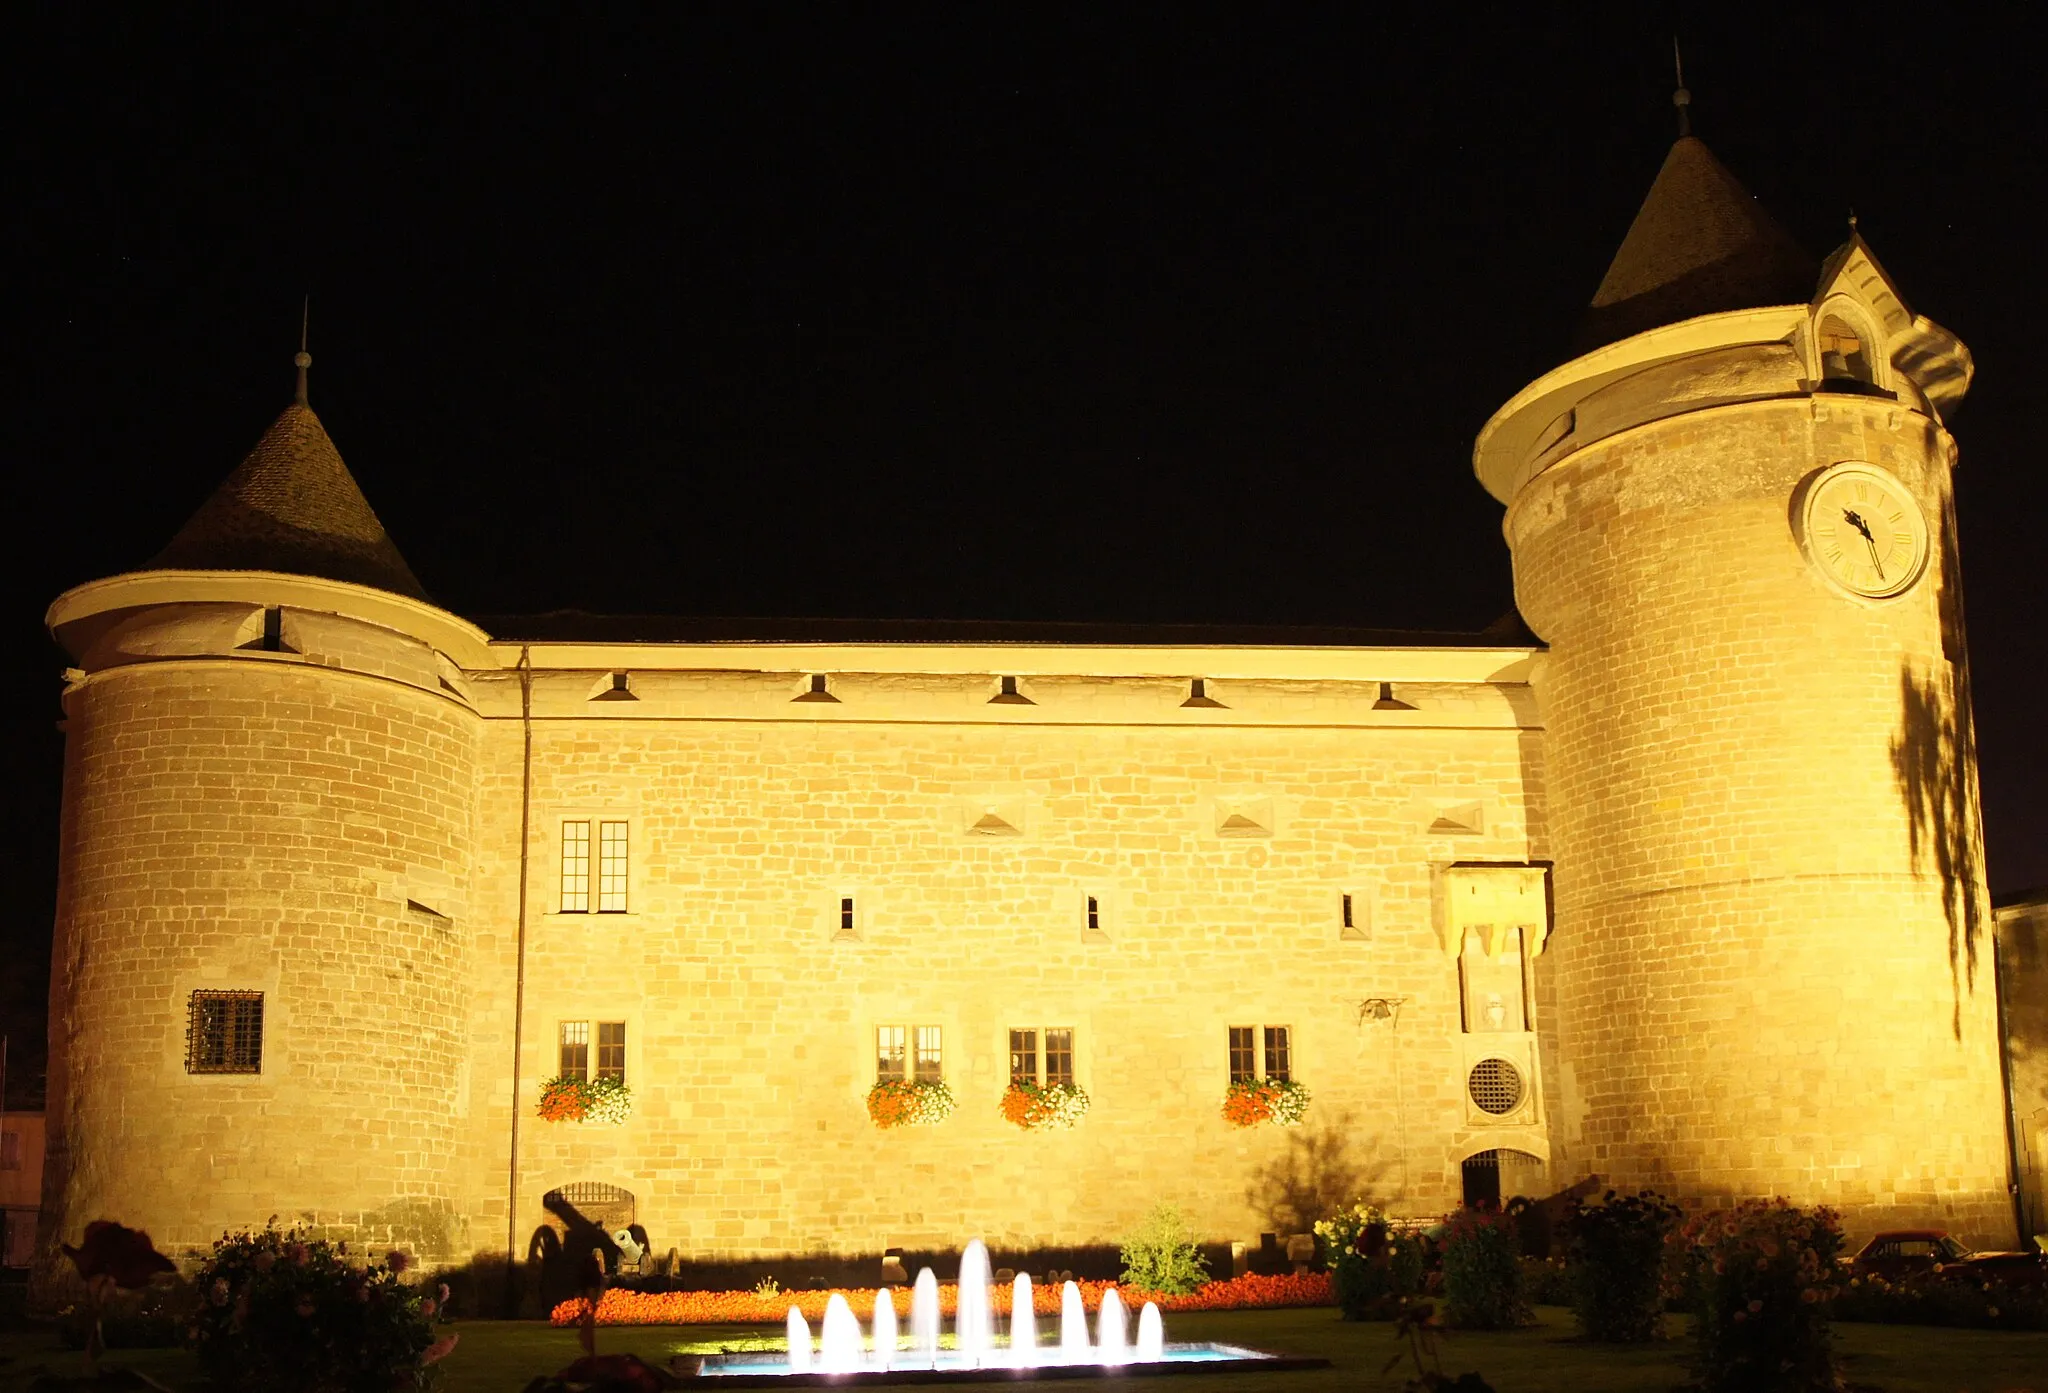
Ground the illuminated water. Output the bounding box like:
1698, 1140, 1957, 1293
688, 1235, 1293, 1378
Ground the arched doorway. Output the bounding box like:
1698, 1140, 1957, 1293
1460, 1148, 1546, 1208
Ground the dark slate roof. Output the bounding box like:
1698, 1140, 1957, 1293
1577, 136, 1817, 353
152, 402, 428, 600
474, 610, 1540, 648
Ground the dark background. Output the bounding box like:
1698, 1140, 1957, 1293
4, 10, 2042, 1108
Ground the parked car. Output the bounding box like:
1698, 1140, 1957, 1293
1849, 1230, 2048, 1288
1849, 1231, 1969, 1281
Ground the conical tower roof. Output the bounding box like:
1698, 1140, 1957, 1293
152, 397, 428, 601
1577, 134, 1817, 352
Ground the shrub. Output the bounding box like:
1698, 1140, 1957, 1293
1438, 1207, 1528, 1329
189, 1224, 457, 1393
57, 1278, 189, 1349
1831, 1269, 2048, 1331
1119, 1203, 1211, 1296
1314, 1201, 1424, 1320
1562, 1189, 1681, 1342
1670, 1199, 1844, 1393
1517, 1255, 1572, 1307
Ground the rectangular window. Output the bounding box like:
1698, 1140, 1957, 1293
1009, 1029, 1038, 1086
841, 897, 856, 932
561, 821, 591, 912
595, 1021, 626, 1082
1085, 896, 1100, 931
1228, 1025, 1257, 1084
186, 990, 263, 1074
1044, 1028, 1075, 1087
0, 1131, 18, 1170
876, 1026, 906, 1083
1263, 1025, 1292, 1083
559, 1021, 590, 1080
1341, 894, 1354, 930
913, 1026, 943, 1082
597, 821, 629, 912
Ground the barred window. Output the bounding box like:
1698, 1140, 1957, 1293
1228, 1026, 1257, 1084
598, 821, 629, 913
1009, 1029, 1038, 1086
1263, 1025, 1292, 1083
559, 1021, 590, 1080
561, 822, 591, 912
1045, 1028, 1075, 1087
913, 1026, 943, 1082
595, 1021, 626, 1082
876, 1026, 906, 1083
186, 990, 263, 1074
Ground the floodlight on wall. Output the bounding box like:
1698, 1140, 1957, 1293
1181, 678, 1226, 709
1372, 682, 1416, 711
988, 675, 1035, 705
792, 673, 841, 703
591, 671, 639, 702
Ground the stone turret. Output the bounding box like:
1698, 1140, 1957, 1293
34, 358, 491, 1296
1476, 124, 2012, 1242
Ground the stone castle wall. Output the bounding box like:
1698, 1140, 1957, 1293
40, 645, 479, 1276
1507, 389, 2013, 1245
450, 670, 1551, 1262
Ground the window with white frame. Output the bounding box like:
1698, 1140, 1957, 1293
561, 820, 628, 912
1009, 1027, 1076, 1087
558, 1020, 627, 1081
1228, 1024, 1291, 1083
876, 1024, 944, 1083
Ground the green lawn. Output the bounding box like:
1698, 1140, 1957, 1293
5, 1307, 2047, 1391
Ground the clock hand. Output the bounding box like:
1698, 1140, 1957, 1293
1843, 508, 1885, 580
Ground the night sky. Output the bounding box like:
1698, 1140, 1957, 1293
4, 12, 2043, 1105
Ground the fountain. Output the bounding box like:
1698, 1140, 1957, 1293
689, 1236, 1317, 1381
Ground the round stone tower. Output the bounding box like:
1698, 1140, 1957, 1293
1476, 133, 2014, 1242
35, 355, 492, 1293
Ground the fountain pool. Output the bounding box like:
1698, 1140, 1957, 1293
688, 1239, 1326, 1384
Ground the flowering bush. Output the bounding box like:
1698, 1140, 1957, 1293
189, 1224, 457, 1393
537, 1074, 633, 1124
1830, 1267, 2048, 1331
1561, 1189, 1681, 1342
865, 1078, 957, 1128
1220, 1077, 1311, 1127
1439, 1206, 1529, 1329
551, 1271, 1332, 1326
1670, 1199, 1844, 1393
1315, 1201, 1425, 1320
999, 1080, 1091, 1130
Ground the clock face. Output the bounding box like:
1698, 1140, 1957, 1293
1797, 463, 1930, 599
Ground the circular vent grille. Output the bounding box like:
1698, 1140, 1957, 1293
1468, 1058, 1524, 1115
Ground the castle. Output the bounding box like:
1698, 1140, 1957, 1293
33, 118, 2035, 1289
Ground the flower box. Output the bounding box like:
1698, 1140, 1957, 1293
537, 1074, 633, 1124
999, 1080, 1091, 1130
866, 1078, 956, 1128
1221, 1077, 1310, 1127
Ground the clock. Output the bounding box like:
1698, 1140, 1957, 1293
1795, 463, 1930, 600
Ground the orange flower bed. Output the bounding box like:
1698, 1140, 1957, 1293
550, 1270, 1332, 1327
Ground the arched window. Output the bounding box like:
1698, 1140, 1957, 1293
1817, 314, 1877, 387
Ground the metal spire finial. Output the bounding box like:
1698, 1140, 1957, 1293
1673, 37, 1692, 137
294, 296, 312, 407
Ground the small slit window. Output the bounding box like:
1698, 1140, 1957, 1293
187, 990, 264, 1074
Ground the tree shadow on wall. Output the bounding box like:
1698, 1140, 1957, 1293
1891, 496, 1987, 1040
1242, 1111, 1393, 1236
